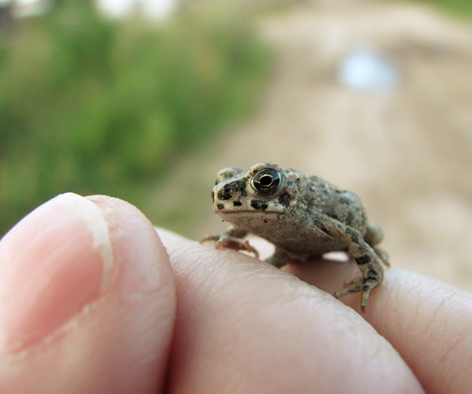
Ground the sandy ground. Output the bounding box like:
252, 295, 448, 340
148, 1, 472, 292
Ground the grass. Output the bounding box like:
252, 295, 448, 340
0, 1, 271, 236
419, 0, 472, 18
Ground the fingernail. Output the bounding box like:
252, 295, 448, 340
0, 193, 114, 352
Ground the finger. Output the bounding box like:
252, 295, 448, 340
159, 230, 423, 394
286, 260, 472, 394
0, 194, 176, 394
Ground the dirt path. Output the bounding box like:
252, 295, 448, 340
149, 1, 472, 292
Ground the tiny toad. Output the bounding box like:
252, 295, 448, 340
201, 162, 389, 312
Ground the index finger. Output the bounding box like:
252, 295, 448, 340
286, 260, 472, 394
159, 230, 423, 394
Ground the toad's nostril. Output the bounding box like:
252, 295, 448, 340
217, 188, 232, 200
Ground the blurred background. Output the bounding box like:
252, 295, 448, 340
1, 0, 471, 291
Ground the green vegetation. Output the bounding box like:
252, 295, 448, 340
421, 0, 472, 18
0, 1, 270, 235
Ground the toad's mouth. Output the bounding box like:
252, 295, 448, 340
216, 210, 282, 215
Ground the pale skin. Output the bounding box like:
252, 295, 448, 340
0, 194, 472, 393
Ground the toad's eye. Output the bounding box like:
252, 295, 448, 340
251, 168, 284, 195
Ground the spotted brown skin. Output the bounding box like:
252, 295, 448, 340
200, 162, 390, 312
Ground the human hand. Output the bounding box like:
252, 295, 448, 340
0, 194, 471, 393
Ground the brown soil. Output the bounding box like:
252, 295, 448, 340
149, 1, 472, 292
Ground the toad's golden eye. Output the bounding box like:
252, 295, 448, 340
251, 168, 284, 195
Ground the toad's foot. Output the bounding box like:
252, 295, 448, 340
334, 272, 381, 313
200, 235, 259, 259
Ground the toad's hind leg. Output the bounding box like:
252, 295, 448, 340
314, 215, 384, 312
364, 223, 390, 267
364, 223, 383, 246
266, 248, 292, 268
373, 247, 390, 268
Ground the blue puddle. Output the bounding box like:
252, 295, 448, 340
338, 47, 399, 92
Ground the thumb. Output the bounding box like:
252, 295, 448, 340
0, 193, 175, 394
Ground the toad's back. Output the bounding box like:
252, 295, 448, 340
245, 173, 369, 257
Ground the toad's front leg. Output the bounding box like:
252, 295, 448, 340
314, 214, 384, 313
200, 226, 259, 259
